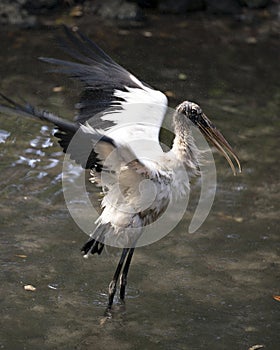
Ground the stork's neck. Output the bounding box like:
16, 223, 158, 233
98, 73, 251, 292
171, 112, 199, 171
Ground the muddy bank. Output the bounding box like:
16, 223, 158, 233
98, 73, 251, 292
0, 0, 279, 28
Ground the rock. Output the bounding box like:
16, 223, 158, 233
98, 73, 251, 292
23, 0, 60, 14
205, 0, 242, 14
159, 0, 205, 14
136, 0, 158, 8
0, 1, 36, 27
239, 0, 271, 8
92, 0, 144, 21
23, 284, 36, 291
115, 2, 144, 21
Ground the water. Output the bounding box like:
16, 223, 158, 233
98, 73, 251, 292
0, 15, 279, 349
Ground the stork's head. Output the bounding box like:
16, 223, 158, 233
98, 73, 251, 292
176, 101, 241, 175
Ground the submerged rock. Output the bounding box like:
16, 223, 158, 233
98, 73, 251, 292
204, 0, 242, 14
0, 0, 36, 27
23, 0, 60, 14
159, 0, 205, 14
0, 0, 276, 27
86, 0, 146, 27
240, 0, 271, 8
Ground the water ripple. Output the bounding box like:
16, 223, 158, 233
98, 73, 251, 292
0, 129, 10, 143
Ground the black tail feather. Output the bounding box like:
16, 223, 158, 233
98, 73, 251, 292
81, 237, 104, 256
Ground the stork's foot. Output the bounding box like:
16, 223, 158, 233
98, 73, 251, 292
107, 279, 117, 309
103, 301, 126, 320
104, 247, 135, 312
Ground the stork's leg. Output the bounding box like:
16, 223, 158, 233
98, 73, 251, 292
107, 248, 129, 309
120, 248, 135, 301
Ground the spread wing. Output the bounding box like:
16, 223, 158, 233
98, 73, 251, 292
0, 94, 151, 177
0, 27, 168, 171
40, 26, 168, 146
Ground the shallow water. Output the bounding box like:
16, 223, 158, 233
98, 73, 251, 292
0, 15, 279, 350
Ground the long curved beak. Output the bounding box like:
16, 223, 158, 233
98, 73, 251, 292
197, 113, 242, 176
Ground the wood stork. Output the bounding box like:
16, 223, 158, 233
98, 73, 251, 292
0, 26, 241, 311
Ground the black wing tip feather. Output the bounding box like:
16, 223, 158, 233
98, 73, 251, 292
38, 25, 145, 127
0, 92, 17, 106
0, 92, 40, 120
62, 25, 115, 63
0, 93, 116, 172
40, 25, 115, 68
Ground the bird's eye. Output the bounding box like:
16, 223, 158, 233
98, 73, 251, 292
190, 108, 197, 115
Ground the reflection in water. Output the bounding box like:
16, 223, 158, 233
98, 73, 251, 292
0, 16, 279, 350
